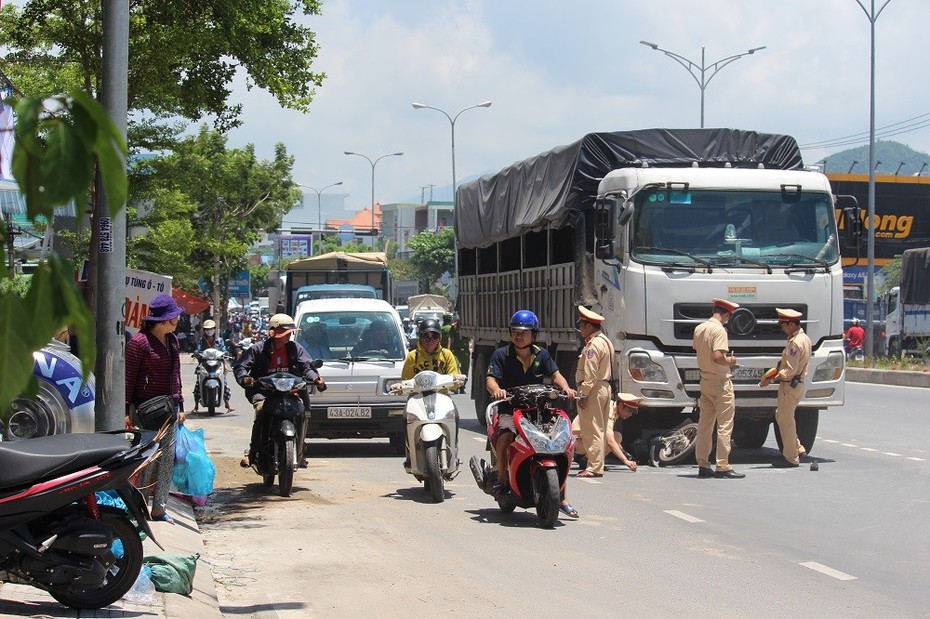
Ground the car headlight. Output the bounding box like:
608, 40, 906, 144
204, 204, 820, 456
383, 379, 402, 394
628, 352, 668, 382
812, 351, 845, 382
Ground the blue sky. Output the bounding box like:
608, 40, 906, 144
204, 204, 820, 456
225, 0, 930, 214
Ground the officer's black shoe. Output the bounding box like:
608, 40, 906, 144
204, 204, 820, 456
697, 467, 714, 478
714, 469, 746, 479
573, 454, 588, 470
771, 459, 799, 468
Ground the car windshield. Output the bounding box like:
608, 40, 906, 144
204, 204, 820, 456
630, 188, 840, 267
295, 310, 406, 361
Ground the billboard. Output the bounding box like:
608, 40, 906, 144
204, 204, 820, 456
124, 268, 173, 336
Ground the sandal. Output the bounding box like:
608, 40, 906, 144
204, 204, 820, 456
152, 513, 175, 524
576, 470, 603, 478
240, 452, 251, 468
559, 503, 579, 519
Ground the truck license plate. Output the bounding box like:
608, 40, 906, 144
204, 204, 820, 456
327, 407, 372, 419
732, 367, 765, 381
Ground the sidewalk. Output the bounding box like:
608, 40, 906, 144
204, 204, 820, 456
846, 367, 930, 388
0, 495, 222, 618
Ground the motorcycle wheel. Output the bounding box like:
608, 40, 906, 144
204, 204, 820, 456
424, 443, 444, 503
48, 513, 143, 609
495, 493, 516, 514
534, 467, 560, 529
652, 422, 699, 467
262, 472, 275, 487
207, 403, 216, 416
278, 438, 296, 497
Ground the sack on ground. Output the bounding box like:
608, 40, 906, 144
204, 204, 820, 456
143, 553, 199, 595
172, 425, 215, 496
136, 395, 178, 430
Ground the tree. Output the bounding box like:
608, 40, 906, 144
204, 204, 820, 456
406, 228, 455, 293
879, 255, 903, 295
0, 0, 325, 134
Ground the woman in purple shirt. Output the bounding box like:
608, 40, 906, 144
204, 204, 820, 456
125, 294, 187, 523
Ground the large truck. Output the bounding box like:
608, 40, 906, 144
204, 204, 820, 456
455, 129, 860, 453
882, 247, 930, 357
281, 251, 392, 316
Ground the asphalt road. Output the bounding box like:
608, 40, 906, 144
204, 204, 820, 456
182, 361, 930, 617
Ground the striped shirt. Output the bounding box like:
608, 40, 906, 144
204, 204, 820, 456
125, 331, 184, 410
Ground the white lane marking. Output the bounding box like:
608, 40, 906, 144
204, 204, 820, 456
859, 448, 878, 452
883, 452, 902, 457
799, 561, 857, 581
576, 477, 602, 484
841, 443, 858, 447
471, 436, 486, 443
664, 510, 704, 523
907, 457, 926, 462
822, 439, 839, 443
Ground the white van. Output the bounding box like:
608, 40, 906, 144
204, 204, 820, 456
292, 298, 408, 452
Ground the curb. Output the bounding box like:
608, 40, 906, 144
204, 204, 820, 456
846, 367, 930, 388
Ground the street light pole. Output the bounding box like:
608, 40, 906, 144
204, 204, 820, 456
639, 41, 765, 128
854, 0, 893, 358
411, 100, 492, 299
304, 181, 343, 231
344, 151, 403, 248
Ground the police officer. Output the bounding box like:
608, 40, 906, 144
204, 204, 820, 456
693, 298, 745, 479
574, 306, 614, 478
760, 308, 811, 467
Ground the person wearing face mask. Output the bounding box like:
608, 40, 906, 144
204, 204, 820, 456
193, 319, 234, 413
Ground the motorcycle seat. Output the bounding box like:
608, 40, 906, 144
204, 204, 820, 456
0, 433, 131, 491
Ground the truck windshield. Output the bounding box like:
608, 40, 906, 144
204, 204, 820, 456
630, 188, 839, 267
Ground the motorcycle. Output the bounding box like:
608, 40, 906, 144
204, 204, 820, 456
192, 348, 233, 415
392, 371, 465, 503
248, 363, 324, 497
845, 343, 864, 362
469, 384, 574, 528
0, 430, 160, 609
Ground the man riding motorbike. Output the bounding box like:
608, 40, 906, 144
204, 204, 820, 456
844, 317, 865, 359
192, 319, 234, 413
234, 314, 326, 468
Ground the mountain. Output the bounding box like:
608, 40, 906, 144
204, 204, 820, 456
819, 140, 930, 176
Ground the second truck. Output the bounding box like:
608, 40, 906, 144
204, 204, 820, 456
455, 128, 860, 453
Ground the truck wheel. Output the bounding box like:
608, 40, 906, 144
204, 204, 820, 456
473, 352, 490, 427
888, 337, 901, 358
774, 408, 818, 455
734, 419, 770, 449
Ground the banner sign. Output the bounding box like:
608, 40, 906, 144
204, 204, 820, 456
124, 268, 173, 336
228, 270, 250, 297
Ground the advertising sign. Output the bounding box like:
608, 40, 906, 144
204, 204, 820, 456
228, 270, 251, 298
124, 268, 173, 336
278, 235, 311, 259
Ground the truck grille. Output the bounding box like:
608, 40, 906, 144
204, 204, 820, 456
673, 303, 807, 341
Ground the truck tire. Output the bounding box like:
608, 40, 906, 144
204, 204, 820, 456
734, 419, 770, 449
473, 352, 490, 427
888, 337, 901, 359
774, 408, 818, 455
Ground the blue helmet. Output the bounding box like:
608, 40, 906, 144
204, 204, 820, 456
510, 310, 539, 332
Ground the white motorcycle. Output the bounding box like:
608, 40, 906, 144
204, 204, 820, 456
392, 371, 466, 502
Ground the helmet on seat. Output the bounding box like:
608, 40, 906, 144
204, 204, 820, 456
510, 310, 540, 332
418, 318, 442, 335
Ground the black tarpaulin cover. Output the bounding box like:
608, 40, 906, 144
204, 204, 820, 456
901, 247, 930, 305
454, 128, 803, 249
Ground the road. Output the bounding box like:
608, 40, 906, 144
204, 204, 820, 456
183, 361, 930, 617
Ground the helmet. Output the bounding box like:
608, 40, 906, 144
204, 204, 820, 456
851, 317, 860, 325
510, 310, 539, 332
268, 313, 297, 330
202, 319, 216, 330
419, 318, 442, 335
233, 323, 241, 331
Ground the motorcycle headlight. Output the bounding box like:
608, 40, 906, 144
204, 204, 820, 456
812, 351, 845, 382
518, 416, 571, 455
628, 352, 667, 382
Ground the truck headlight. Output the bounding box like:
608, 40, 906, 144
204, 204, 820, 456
812, 351, 844, 382
628, 352, 668, 383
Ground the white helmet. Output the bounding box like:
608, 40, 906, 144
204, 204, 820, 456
851, 317, 860, 325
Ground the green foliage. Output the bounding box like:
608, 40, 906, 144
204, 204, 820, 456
879, 255, 903, 294
406, 228, 455, 292
0, 92, 126, 415
0, 273, 33, 297
250, 263, 270, 296
0, 0, 325, 132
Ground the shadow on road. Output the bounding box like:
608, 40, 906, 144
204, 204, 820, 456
306, 440, 400, 459
464, 508, 566, 529
382, 486, 458, 504
221, 601, 307, 615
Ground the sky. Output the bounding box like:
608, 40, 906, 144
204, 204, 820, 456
223, 0, 930, 221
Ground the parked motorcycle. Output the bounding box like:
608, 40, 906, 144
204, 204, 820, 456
392, 371, 465, 502
248, 364, 324, 497
469, 384, 574, 528
192, 348, 233, 415
0, 430, 160, 609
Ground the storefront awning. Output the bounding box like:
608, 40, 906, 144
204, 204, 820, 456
171, 287, 210, 316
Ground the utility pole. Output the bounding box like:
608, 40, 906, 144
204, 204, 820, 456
94, 0, 129, 431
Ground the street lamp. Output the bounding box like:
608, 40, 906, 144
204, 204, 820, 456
639, 41, 765, 128
855, 0, 893, 358
873, 160, 882, 172
918, 162, 928, 176
894, 161, 905, 176
344, 151, 403, 247
303, 181, 343, 230
848, 160, 860, 173
412, 100, 492, 299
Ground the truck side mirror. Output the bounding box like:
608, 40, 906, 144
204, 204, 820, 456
836, 195, 862, 245
594, 196, 619, 259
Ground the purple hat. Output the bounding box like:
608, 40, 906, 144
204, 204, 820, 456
144, 294, 184, 322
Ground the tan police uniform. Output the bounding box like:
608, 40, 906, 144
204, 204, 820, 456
692, 299, 738, 471
574, 307, 614, 475
773, 308, 811, 465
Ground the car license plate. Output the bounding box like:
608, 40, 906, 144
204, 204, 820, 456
732, 367, 765, 381
327, 407, 372, 419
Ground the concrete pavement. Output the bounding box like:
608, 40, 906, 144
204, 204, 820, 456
846, 366, 930, 388
0, 494, 222, 618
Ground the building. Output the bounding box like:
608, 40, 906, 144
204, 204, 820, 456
381, 200, 453, 259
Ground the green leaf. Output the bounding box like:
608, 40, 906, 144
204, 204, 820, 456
71, 91, 127, 215
40, 120, 93, 208
22, 262, 58, 352
0, 293, 38, 418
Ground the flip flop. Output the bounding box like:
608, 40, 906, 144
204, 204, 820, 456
152, 513, 175, 524
576, 470, 603, 478
559, 503, 579, 518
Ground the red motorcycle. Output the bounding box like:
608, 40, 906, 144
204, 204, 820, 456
469, 384, 575, 528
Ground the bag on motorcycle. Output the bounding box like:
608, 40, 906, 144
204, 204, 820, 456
136, 395, 178, 431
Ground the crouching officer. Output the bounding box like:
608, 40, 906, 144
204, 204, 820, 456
760, 308, 811, 468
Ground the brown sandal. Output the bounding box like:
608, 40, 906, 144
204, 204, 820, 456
576, 470, 603, 478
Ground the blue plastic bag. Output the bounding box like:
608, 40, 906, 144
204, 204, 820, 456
173, 425, 215, 496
